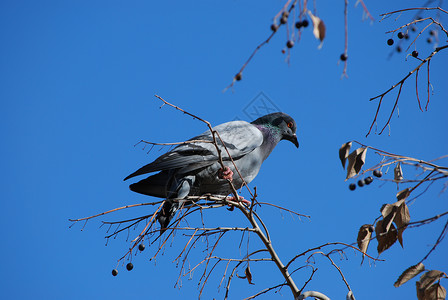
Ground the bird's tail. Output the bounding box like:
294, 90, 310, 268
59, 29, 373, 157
157, 200, 180, 234
156, 175, 195, 234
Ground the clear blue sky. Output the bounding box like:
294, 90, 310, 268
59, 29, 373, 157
1, 1, 447, 299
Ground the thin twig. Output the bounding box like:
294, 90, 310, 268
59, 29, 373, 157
286, 241, 382, 270
416, 68, 423, 111
257, 202, 311, 218
353, 140, 448, 172
367, 45, 448, 136
379, 81, 404, 135
243, 283, 288, 300
137, 139, 213, 147
358, 0, 375, 21
298, 266, 318, 294
342, 0, 349, 78
311, 252, 353, 295
380, 7, 448, 17
419, 218, 448, 263
68, 201, 163, 223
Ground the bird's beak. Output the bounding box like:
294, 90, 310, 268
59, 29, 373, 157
286, 133, 299, 148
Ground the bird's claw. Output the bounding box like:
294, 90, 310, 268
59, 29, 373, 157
218, 166, 234, 181
226, 196, 251, 211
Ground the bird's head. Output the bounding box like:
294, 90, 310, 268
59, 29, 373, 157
251, 112, 299, 148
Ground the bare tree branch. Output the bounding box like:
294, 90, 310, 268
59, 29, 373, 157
367, 44, 448, 137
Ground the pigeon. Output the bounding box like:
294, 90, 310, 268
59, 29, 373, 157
124, 112, 299, 231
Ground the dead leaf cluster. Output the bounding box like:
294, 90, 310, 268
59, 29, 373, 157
355, 193, 411, 259
416, 270, 446, 300
394, 264, 446, 300
376, 196, 411, 254
339, 142, 368, 180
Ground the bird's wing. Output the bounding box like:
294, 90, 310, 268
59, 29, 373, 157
124, 121, 263, 180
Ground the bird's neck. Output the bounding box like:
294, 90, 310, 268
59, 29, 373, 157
254, 124, 282, 161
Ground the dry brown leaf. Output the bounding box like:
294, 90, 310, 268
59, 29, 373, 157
381, 204, 395, 230
380, 203, 392, 216
379, 199, 409, 247
346, 148, 362, 179
245, 266, 254, 285
394, 162, 404, 182
355, 147, 368, 175
418, 281, 426, 300
339, 141, 352, 169
381, 203, 398, 232
346, 147, 368, 180
397, 188, 411, 200
393, 199, 406, 207
376, 220, 398, 254
418, 270, 445, 291
395, 201, 410, 247
394, 262, 425, 287
308, 11, 326, 47
424, 283, 446, 300
357, 224, 373, 252
357, 224, 373, 264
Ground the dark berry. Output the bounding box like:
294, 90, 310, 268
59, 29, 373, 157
387, 38, 394, 46
368, 225, 374, 233
429, 30, 435, 36
112, 269, 118, 276
271, 24, 279, 32
138, 243, 145, 251
365, 176, 373, 185
349, 183, 356, 191
397, 32, 404, 39
286, 40, 294, 48
411, 26, 416, 32
340, 53, 348, 61
281, 49, 286, 54
302, 19, 309, 27
295, 21, 302, 29
126, 263, 133, 271
235, 73, 242, 81
373, 170, 383, 178
280, 16, 288, 24
358, 179, 365, 187
427, 38, 432, 43
404, 33, 409, 40
412, 50, 419, 58
396, 46, 402, 53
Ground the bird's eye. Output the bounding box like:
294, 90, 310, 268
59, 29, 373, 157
287, 122, 293, 128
